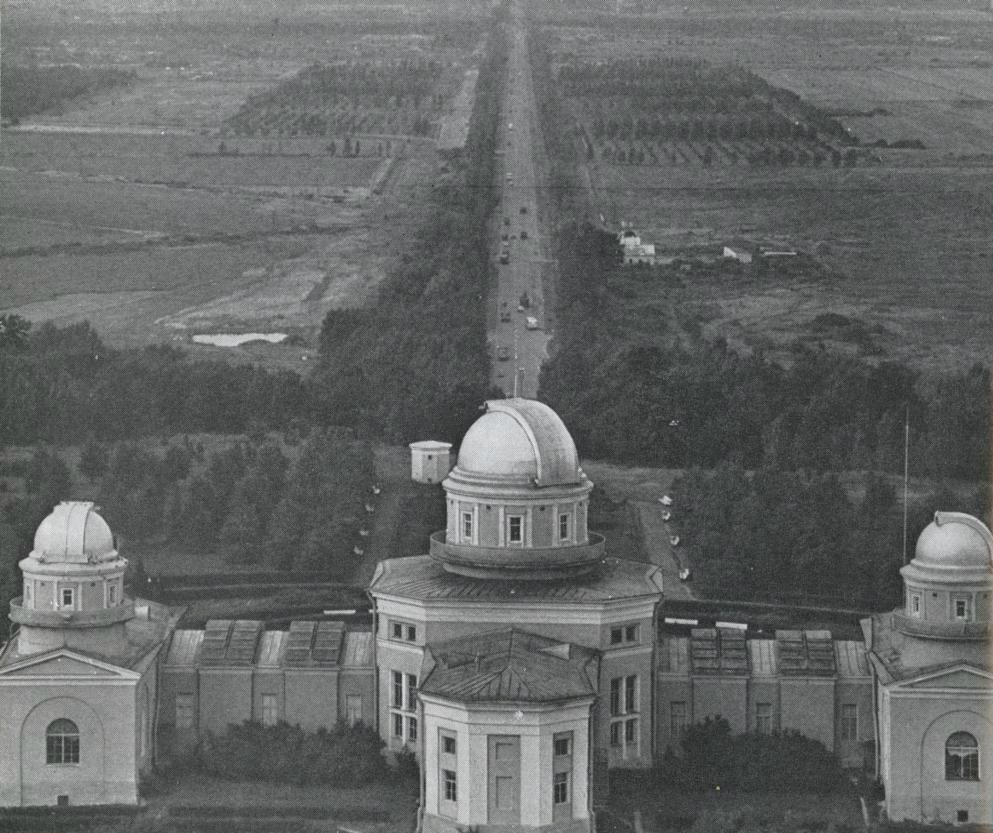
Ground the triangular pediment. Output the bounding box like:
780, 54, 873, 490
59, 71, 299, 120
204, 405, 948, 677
897, 664, 993, 690
0, 648, 135, 679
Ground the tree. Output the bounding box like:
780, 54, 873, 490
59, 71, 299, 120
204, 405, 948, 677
0, 314, 31, 351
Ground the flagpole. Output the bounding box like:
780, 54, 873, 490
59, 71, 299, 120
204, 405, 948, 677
902, 406, 910, 565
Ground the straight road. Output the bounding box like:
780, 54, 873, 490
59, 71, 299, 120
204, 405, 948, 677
488, 2, 553, 399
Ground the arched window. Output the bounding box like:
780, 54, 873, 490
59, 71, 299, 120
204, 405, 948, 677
945, 732, 979, 781
46, 719, 80, 764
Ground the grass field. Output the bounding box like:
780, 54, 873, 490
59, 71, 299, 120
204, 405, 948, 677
547, 0, 993, 375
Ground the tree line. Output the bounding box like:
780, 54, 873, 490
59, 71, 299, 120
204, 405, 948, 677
538, 224, 990, 482
1, 63, 137, 122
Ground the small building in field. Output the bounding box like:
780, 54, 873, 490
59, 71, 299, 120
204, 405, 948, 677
410, 441, 454, 484
619, 228, 657, 265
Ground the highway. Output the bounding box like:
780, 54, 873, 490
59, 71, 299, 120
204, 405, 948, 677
488, 3, 553, 400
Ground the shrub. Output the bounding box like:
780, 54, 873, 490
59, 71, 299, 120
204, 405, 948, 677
199, 720, 390, 786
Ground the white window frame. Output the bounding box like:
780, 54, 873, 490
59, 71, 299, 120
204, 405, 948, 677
558, 512, 570, 542
461, 510, 474, 543
107, 583, 117, 607
840, 704, 858, 742
909, 592, 921, 617
24, 582, 32, 606
261, 694, 279, 727
390, 670, 418, 745
59, 586, 75, 610
506, 514, 524, 545
553, 770, 570, 804
952, 595, 972, 622
609, 676, 640, 758
755, 702, 773, 734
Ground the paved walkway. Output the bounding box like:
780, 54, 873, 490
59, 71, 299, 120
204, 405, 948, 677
634, 501, 694, 600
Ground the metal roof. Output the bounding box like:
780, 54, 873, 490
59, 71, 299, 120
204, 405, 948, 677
689, 628, 749, 676
165, 630, 205, 667
284, 621, 345, 668
747, 639, 778, 677
420, 628, 598, 703
776, 630, 837, 677
257, 631, 287, 668
834, 640, 870, 678
371, 555, 664, 603
342, 630, 374, 667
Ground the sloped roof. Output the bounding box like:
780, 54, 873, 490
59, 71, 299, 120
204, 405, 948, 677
371, 554, 664, 603
834, 640, 870, 678
689, 628, 749, 676
31, 501, 117, 565
420, 628, 599, 703
776, 630, 837, 677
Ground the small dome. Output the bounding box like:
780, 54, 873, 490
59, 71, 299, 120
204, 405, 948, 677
456, 399, 580, 486
32, 502, 116, 564
914, 512, 992, 570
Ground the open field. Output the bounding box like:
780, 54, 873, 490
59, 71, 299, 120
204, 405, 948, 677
542, 0, 993, 374
0, 0, 483, 361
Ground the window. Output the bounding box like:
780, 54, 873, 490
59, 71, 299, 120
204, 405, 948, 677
910, 592, 921, 617
624, 675, 637, 713
175, 694, 194, 730
462, 511, 473, 542
840, 704, 858, 741
443, 769, 458, 802
261, 694, 278, 727
507, 515, 524, 544
390, 670, 417, 744
610, 678, 621, 716
46, 719, 80, 765
756, 702, 772, 734
24, 583, 31, 605
443, 734, 457, 755
670, 701, 688, 737
953, 596, 972, 622
958, 811, 969, 823
107, 584, 117, 606
610, 625, 639, 646
60, 587, 74, 608
346, 695, 363, 726
625, 718, 638, 744
559, 513, 570, 541
946, 732, 979, 781
407, 625, 417, 642
554, 736, 571, 757
391, 621, 417, 641
553, 771, 569, 804
392, 622, 403, 639
393, 670, 404, 708
609, 721, 621, 747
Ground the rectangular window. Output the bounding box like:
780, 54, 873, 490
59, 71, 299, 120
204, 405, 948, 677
261, 694, 278, 727
953, 597, 971, 621
625, 675, 637, 713
553, 771, 569, 804
407, 716, 418, 742
392, 670, 404, 708
175, 694, 194, 730
107, 584, 116, 605
755, 702, 772, 734
392, 712, 404, 738
443, 734, 457, 755
443, 769, 458, 802
507, 515, 524, 544
841, 704, 858, 741
559, 513, 570, 541
24, 583, 31, 604
610, 678, 621, 716
346, 695, 363, 727
407, 624, 417, 642
406, 673, 417, 709
910, 593, 921, 617
462, 511, 473, 542
392, 622, 403, 639
625, 624, 637, 643
670, 701, 687, 737
609, 721, 621, 747
625, 717, 638, 744
60, 587, 74, 608
610, 627, 623, 645
554, 736, 571, 757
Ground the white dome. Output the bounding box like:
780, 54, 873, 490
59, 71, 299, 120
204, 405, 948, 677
456, 399, 580, 486
914, 512, 992, 571
32, 502, 116, 564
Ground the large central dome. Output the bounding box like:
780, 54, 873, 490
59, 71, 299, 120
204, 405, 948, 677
456, 399, 581, 486
435, 399, 601, 580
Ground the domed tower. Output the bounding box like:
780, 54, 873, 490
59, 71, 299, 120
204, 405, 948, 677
430, 398, 604, 580
10, 502, 133, 656
896, 511, 992, 641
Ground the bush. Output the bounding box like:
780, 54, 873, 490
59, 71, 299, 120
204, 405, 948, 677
199, 721, 390, 786
661, 717, 846, 793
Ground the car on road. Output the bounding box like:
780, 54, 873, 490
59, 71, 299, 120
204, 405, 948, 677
525, 317, 539, 330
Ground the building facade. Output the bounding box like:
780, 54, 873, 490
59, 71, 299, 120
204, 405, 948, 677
1, 401, 990, 827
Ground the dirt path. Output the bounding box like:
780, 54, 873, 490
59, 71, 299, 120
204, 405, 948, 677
634, 501, 695, 601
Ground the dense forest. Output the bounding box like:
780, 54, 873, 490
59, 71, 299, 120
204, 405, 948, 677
670, 464, 989, 609
0, 63, 136, 122
538, 225, 991, 481
308, 16, 509, 443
